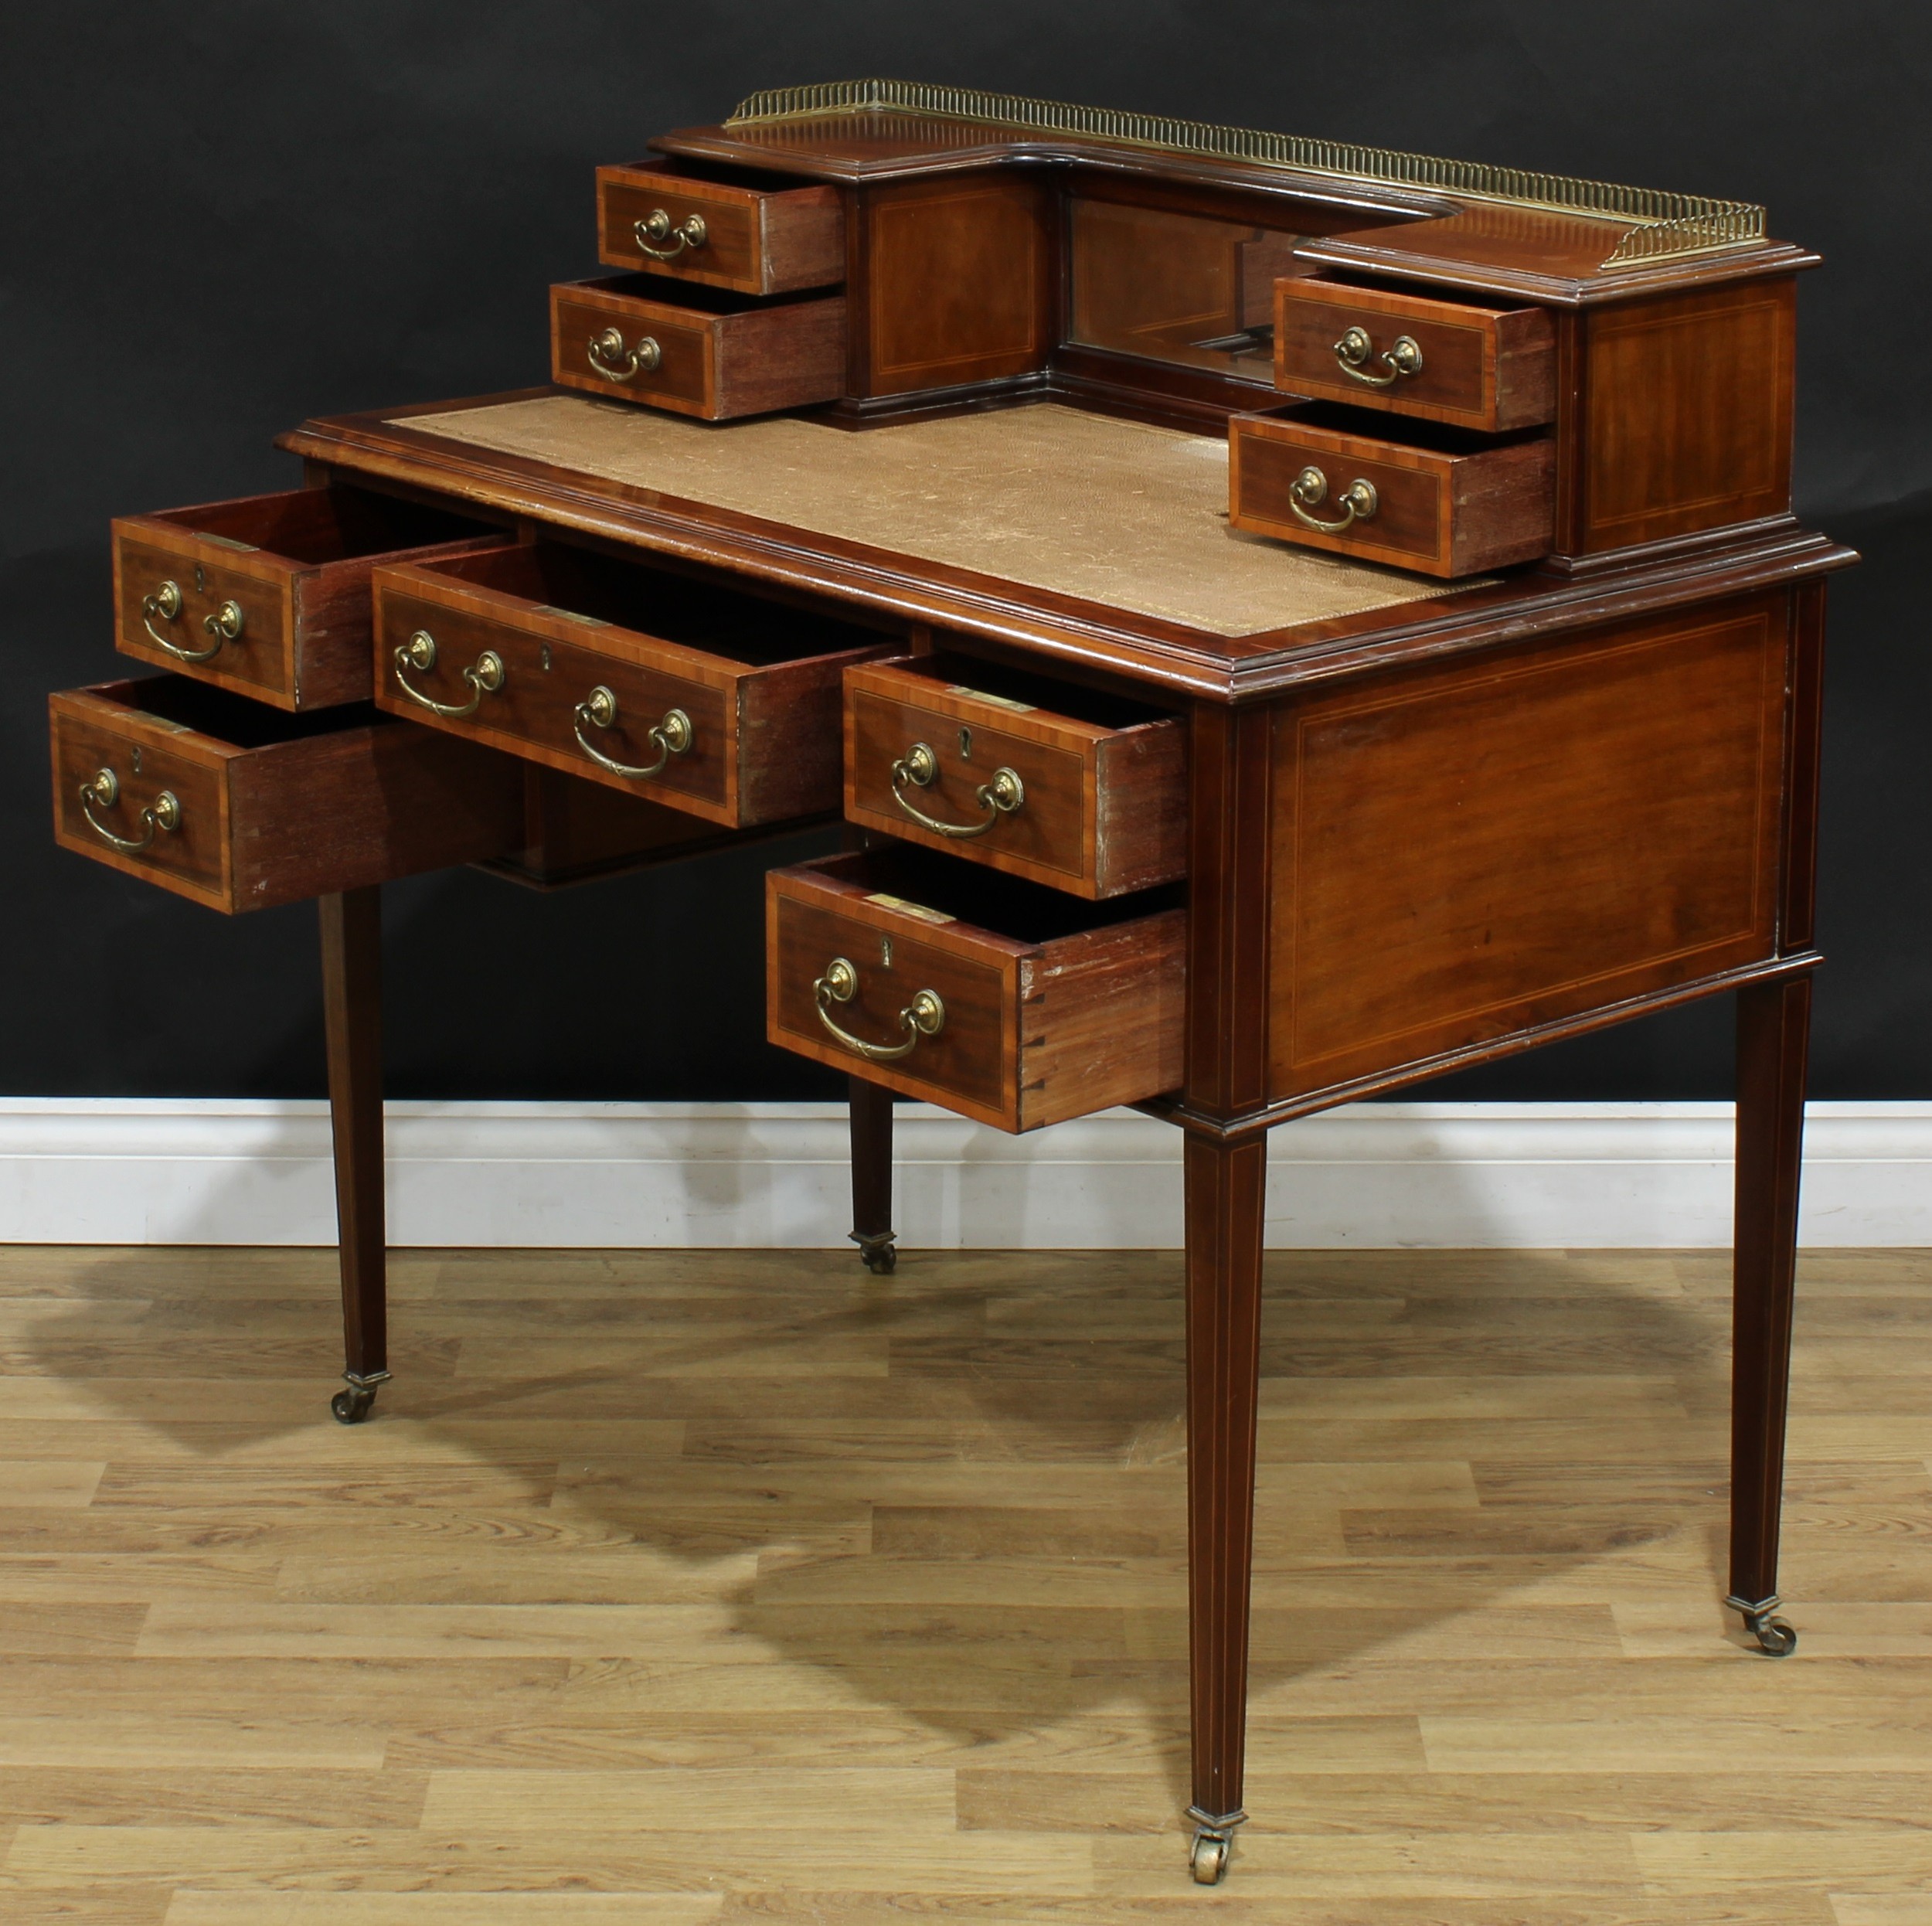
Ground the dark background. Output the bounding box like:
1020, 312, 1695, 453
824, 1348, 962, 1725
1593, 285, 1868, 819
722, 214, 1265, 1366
4, 2, 1926, 1103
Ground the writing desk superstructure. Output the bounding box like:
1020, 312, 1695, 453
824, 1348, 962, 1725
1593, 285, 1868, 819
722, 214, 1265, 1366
53, 83, 1852, 1883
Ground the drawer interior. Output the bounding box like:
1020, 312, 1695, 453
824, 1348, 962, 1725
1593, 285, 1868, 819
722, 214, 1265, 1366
579, 272, 832, 318
1269, 400, 1546, 457
141, 485, 498, 567
821, 844, 1182, 942
97, 675, 381, 748
407, 543, 885, 667
619, 155, 837, 196
886, 650, 1179, 732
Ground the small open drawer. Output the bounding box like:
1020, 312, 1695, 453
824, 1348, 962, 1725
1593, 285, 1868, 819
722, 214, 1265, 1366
112, 486, 505, 709
550, 275, 845, 420
845, 652, 1188, 898
1274, 278, 1557, 432
1230, 403, 1556, 578
596, 158, 845, 295
372, 542, 894, 828
50, 675, 525, 914
767, 847, 1185, 1133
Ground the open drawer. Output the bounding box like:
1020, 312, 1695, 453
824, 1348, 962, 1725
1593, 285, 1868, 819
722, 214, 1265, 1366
50, 675, 525, 914
112, 486, 505, 709
767, 847, 1185, 1133
596, 158, 845, 295
372, 542, 894, 828
550, 274, 845, 420
845, 652, 1187, 898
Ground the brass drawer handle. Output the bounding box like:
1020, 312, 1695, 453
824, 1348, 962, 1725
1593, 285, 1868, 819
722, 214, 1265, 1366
79, 767, 180, 853
633, 209, 708, 260
1333, 325, 1423, 386
392, 629, 505, 719
1289, 466, 1379, 534
572, 686, 693, 779
587, 325, 662, 382
141, 579, 240, 662
814, 956, 945, 1063
890, 741, 1025, 839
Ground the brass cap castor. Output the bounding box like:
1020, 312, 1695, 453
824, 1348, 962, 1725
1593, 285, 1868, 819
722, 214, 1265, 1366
330, 1371, 389, 1426
852, 1232, 897, 1275
1189, 1830, 1230, 1884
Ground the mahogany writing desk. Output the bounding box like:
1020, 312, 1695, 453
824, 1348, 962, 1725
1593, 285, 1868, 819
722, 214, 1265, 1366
52, 83, 1854, 1884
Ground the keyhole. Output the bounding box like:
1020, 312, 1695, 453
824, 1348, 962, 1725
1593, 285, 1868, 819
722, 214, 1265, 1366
540, 642, 553, 671
193, 564, 207, 594
131, 746, 143, 774
958, 727, 973, 760
880, 937, 893, 969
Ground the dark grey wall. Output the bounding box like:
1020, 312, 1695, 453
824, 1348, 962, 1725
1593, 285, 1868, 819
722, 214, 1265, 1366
4, 2, 1927, 1101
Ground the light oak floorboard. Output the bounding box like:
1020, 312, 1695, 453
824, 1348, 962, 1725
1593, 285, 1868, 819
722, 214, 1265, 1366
0, 1243, 1923, 1921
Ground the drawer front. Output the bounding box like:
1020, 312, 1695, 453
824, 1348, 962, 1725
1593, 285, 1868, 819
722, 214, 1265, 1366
1275, 281, 1556, 432
551, 284, 713, 413
52, 692, 230, 903
843, 663, 1187, 898
767, 853, 1186, 1133
1230, 413, 1556, 578
374, 584, 735, 818
50, 679, 525, 914
550, 279, 846, 421
596, 164, 845, 295
114, 531, 290, 703
770, 887, 1013, 1124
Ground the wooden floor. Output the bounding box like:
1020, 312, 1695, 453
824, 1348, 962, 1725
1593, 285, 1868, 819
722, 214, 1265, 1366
0, 1243, 1927, 1923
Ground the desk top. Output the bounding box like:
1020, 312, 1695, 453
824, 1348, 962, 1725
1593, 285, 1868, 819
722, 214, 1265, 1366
285, 393, 1852, 702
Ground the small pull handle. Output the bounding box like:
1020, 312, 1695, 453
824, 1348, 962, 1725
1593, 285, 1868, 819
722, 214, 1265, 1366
141, 578, 225, 662
1333, 325, 1423, 386
391, 629, 505, 719
889, 741, 1026, 839
572, 686, 693, 779
1288, 466, 1379, 534
79, 767, 181, 853
633, 209, 709, 260
202, 599, 245, 645
814, 956, 945, 1063
587, 325, 662, 383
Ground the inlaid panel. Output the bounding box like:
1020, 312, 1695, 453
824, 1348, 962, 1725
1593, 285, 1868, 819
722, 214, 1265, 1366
1267, 594, 1791, 1096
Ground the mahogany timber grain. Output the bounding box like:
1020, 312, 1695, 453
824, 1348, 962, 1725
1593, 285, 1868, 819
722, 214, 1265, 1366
49, 677, 526, 914
1274, 279, 1557, 431
766, 849, 1184, 1133
370, 544, 889, 829
859, 173, 1055, 398
842, 655, 1187, 898
1230, 408, 1556, 578
1264, 592, 1790, 1098
549, 277, 846, 420
595, 158, 845, 295
319, 886, 386, 1387
111, 488, 505, 710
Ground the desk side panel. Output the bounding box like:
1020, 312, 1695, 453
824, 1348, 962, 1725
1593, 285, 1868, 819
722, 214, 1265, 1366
1267, 590, 1790, 1097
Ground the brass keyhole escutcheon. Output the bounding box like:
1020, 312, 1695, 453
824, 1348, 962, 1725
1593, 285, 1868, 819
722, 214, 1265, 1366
958, 727, 973, 760
131, 746, 142, 774
540, 642, 553, 672
193, 564, 207, 594
880, 938, 893, 969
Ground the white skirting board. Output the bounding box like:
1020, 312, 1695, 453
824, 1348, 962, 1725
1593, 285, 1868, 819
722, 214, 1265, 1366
0, 1098, 1925, 1249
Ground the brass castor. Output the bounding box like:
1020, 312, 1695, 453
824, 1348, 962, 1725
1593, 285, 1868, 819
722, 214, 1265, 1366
1728, 1594, 1798, 1657
1189, 1829, 1231, 1885
330, 1370, 389, 1425
853, 1231, 897, 1275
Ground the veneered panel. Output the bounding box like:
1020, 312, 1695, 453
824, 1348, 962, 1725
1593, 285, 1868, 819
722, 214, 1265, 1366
1581, 278, 1794, 550
1268, 595, 1789, 1094
866, 175, 1052, 395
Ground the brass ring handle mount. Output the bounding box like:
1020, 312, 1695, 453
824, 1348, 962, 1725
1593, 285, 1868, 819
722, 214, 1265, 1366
392, 630, 505, 719
572, 686, 693, 779
79, 767, 180, 853
814, 956, 946, 1063
587, 325, 662, 382
1333, 325, 1423, 386
633, 209, 708, 260
141, 579, 226, 662
889, 741, 1026, 839
1288, 466, 1379, 534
